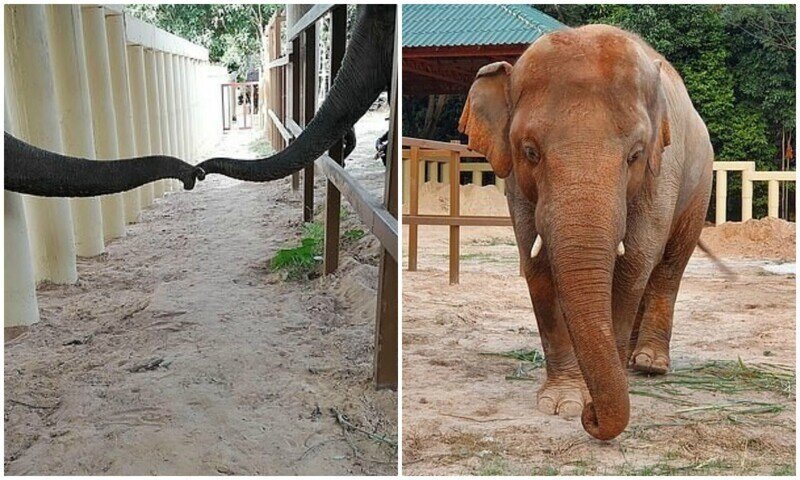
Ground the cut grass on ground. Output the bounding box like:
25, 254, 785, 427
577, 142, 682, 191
270, 222, 323, 280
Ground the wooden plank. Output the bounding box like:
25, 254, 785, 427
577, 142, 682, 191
286, 4, 333, 42
408, 146, 420, 271
286, 118, 303, 137
323, 5, 347, 275
403, 215, 512, 227
267, 109, 292, 142
316, 155, 398, 261
267, 55, 289, 69
449, 147, 461, 285
303, 24, 317, 223
747, 171, 796, 182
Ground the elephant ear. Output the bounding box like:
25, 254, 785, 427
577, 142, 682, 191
458, 61, 513, 178
648, 59, 671, 177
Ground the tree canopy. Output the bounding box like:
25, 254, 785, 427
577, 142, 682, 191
403, 4, 795, 220
125, 4, 280, 81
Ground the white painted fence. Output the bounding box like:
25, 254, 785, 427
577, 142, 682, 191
4, 5, 225, 327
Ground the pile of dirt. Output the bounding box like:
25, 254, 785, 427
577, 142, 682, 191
700, 217, 796, 261
409, 182, 509, 217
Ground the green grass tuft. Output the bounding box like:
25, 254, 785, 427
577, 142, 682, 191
270, 222, 324, 280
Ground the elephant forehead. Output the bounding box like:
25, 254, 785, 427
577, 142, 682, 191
511, 28, 645, 102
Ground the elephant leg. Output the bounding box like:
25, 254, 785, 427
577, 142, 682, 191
630, 191, 708, 374
508, 177, 588, 418
524, 265, 590, 418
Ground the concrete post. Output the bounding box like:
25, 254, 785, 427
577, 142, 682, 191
172, 54, 188, 192
165, 54, 181, 191
741, 171, 753, 222
715, 169, 727, 225
81, 5, 126, 240
105, 12, 141, 224
4, 93, 40, 327
144, 48, 164, 198
156, 51, 173, 193
46, 4, 105, 257
768, 180, 780, 218
179, 56, 193, 162
5, 4, 78, 284
127, 44, 155, 208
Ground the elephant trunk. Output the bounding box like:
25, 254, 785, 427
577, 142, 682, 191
197, 5, 395, 182
544, 182, 629, 441
4, 132, 204, 197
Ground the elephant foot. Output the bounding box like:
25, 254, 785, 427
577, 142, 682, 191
537, 377, 590, 419
630, 344, 670, 374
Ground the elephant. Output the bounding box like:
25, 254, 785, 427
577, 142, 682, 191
458, 25, 713, 440
4, 132, 204, 197
196, 4, 395, 181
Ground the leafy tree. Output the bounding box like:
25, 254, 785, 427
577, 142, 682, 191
125, 4, 279, 80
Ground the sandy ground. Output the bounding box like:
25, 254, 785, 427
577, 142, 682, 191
402, 183, 795, 475
5, 110, 396, 475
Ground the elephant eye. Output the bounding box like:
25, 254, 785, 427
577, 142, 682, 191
627, 147, 645, 165
522, 144, 540, 164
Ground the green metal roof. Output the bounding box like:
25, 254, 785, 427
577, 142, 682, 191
403, 4, 566, 48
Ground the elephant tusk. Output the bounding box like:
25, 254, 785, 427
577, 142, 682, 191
616, 241, 625, 256
530, 235, 543, 259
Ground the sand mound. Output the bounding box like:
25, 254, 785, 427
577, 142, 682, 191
409, 182, 509, 217
700, 217, 796, 261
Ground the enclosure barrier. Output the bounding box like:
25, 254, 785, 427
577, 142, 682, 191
402, 137, 797, 285
4, 4, 221, 328
264, 5, 398, 389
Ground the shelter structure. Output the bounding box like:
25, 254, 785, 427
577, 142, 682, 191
402, 4, 565, 95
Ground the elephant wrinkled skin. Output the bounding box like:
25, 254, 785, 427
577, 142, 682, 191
459, 25, 713, 440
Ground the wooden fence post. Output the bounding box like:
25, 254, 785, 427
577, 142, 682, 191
323, 6, 347, 275
741, 170, 753, 222
408, 146, 420, 271
303, 24, 317, 222
449, 142, 461, 285
768, 180, 780, 218
715, 169, 727, 225
373, 16, 399, 390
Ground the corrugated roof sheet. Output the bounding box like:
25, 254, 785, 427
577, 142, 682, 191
403, 4, 566, 48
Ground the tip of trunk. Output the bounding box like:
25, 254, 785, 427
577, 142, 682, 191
581, 401, 629, 440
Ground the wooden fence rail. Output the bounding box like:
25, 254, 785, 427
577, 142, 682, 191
402, 137, 796, 285
265, 5, 398, 389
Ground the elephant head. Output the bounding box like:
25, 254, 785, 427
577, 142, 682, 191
4, 132, 204, 197
196, 5, 395, 181
459, 25, 672, 440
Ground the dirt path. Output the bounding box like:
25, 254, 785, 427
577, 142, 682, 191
5, 111, 396, 475
401, 186, 795, 476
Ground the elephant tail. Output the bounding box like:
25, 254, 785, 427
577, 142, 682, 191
696, 239, 737, 280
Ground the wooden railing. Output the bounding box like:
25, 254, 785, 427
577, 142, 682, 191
265, 5, 398, 389
402, 137, 797, 285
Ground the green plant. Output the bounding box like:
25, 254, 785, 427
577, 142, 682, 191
270, 222, 324, 280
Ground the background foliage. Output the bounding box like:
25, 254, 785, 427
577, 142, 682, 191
126, 4, 280, 81
403, 4, 795, 220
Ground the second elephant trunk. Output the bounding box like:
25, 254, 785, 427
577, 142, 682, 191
4, 132, 204, 197
197, 5, 395, 182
